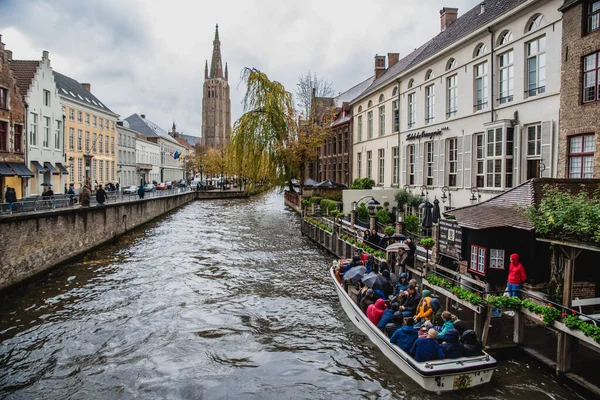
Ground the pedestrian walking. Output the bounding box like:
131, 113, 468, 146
137, 185, 145, 199
115, 182, 120, 191
79, 186, 91, 207
507, 253, 527, 297
5, 187, 17, 211
96, 184, 107, 206
67, 183, 76, 206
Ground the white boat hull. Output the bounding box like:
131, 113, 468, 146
331, 267, 496, 392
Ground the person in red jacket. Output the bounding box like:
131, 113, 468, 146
367, 298, 388, 325
507, 253, 527, 297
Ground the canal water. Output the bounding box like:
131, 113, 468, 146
0, 192, 588, 399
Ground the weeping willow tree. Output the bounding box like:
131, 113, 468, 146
229, 68, 297, 191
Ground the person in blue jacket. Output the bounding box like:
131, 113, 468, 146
390, 317, 418, 353
378, 303, 399, 331
393, 273, 409, 296
436, 311, 455, 340
410, 329, 444, 362
441, 329, 462, 359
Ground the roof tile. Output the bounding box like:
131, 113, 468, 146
9, 60, 40, 98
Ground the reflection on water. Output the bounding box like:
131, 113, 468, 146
0, 191, 587, 399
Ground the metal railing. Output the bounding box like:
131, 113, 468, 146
0, 187, 195, 216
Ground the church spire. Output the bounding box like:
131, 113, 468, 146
225, 62, 228, 81
209, 24, 223, 79
205, 60, 208, 80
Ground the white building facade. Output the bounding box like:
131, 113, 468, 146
116, 121, 137, 187
135, 136, 160, 185
351, 0, 562, 210
11, 51, 66, 196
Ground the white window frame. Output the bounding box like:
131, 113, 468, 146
425, 141, 434, 186
408, 144, 415, 185
379, 106, 385, 136
393, 100, 399, 132
408, 93, 416, 128
367, 111, 373, 139
55, 120, 61, 149
527, 36, 546, 97
447, 75, 458, 117
78, 158, 83, 184
378, 148, 385, 184
527, 124, 542, 157
490, 249, 505, 269
447, 137, 457, 187
474, 62, 488, 111
499, 50, 514, 104
425, 85, 435, 124
43, 116, 50, 148
392, 146, 399, 185
367, 150, 372, 179
475, 133, 485, 188
358, 115, 363, 141
470, 245, 486, 275
30, 113, 38, 146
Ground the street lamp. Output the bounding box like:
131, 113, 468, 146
470, 187, 481, 205
420, 185, 428, 200
441, 186, 451, 208
366, 198, 380, 216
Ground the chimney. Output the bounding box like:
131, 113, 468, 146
388, 53, 400, 68
440, 7, 459, 32
81, 83, 91, 92
374, 55, 386, 80
140, 114, 146, 119
5, 50, 12, 61
480, 3, 485, 15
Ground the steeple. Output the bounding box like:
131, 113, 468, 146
209, 24, 223, 79
225, 62, 228, 81
204, 60, 208, 80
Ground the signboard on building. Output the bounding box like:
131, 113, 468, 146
438, 219, 462, 260
405, 127, 449, 141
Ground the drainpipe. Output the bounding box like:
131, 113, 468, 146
488, 27, 495, 123
396, 78, 402, 187
24, 102, 29, 197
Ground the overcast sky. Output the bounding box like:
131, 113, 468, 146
1, 0, 481, 138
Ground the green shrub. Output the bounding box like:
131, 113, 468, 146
357, 203, 369, 220
404, 214, 419, 233
376, 208, 391, 225
420, 238, 435, 249
445, 214, 456, 220
349, 178, 375, 190
313, 191, 342, 202
310, 196, 322, 205
320, 199, 339, 213
384, 226, 395, 236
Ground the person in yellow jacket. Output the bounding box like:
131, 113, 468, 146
413, 289, 433, 326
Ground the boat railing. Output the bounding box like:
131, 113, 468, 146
423, 353, 491, 369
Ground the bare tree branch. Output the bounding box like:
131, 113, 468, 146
295, 71, 334, 119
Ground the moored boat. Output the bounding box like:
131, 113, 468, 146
331, 266, 497, 392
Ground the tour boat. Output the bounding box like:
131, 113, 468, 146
331, 266, 497, 392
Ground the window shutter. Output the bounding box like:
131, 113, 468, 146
433, 140, 439, 186
463, 134, 471, 188
417, 142, 424, 186
402, 144, 407, 185
438, 139, 445, 186
541, 121, 553, 178
513, 125, 521, 184
456, 136, 464, 188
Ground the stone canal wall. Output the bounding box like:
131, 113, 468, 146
0, 191, 247, 291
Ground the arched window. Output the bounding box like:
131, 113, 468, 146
526, 14, 545, 32
407, 79, 414, 89
498, 30, 513, 46
392, 87, 398, 96
379, 94, 385, 103
446, 58, 456, 71
425, 69, 435, 80
358, 105, 362, 113
474, 43, 487, 58
368, 100, 373, 108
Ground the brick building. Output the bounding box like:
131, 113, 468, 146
558, 0, 600, 178
0, 35, 30, 201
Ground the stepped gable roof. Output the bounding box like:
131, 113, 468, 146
53, 71, 116, 115
179, 133, 201, 146
445, 179, 600, 231
354, 0, 525, 103
124, 113, 180, 145
9, 60, 40, 98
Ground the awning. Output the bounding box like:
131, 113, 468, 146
0, 162, 15, 176
31, 161, 48, 173
55, 163, 69, 175
44, 162, 59, 175
6, 162, 34, 177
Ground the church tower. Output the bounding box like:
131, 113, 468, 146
201, 24, 231, 148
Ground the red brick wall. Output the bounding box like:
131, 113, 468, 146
0, 39, 26, 163
558, 3, 600, 178
572, 281, 596, 299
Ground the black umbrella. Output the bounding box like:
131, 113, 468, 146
432, 198, 441, 224
304, 178, 318, 187
40, 183, 52, 186
343, 266, 366, 284
421, 201, 433, 229
361, 272, 386, 291
391, 232, 407, 241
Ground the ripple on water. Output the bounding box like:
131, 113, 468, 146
0, 191, 590, 400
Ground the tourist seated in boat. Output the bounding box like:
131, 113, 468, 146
436, 311, 456, 340
384, 310, 404, 338
429, 297, 443, 326
409, 279, 420, 294
460, 330, 483, 357
367, 298, 388, 325
380, 270, 394, 298
440, 329, 462, 359
452, 319, 468, 336
378, 302, 399, 331
399, 285, 421, 317
410, 328, 444, 362
393, 273, 409, 296
348, 282, 360, 305
413, 290, 433, 325
360, 288, 376, 314
390, 317, 418, 352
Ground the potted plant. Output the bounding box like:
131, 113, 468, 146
420, 237, 436, 264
